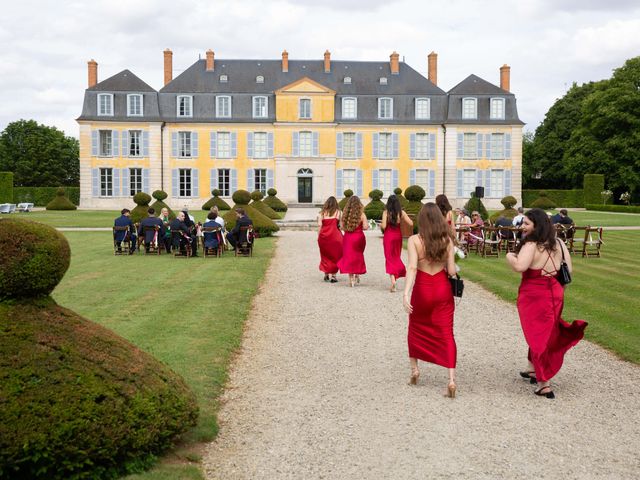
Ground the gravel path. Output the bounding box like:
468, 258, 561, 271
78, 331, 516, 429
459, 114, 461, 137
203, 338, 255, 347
203, 231, 640, 479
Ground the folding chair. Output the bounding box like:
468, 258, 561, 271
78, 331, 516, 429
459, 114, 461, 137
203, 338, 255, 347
202, 226, 224, 258
480, 226, 501, 258
467, 226, 484, 255
455, 226, 470, 254
569, 226, 588, 255
112, 226, 131, 255
142, 225, 164, 255
582, 226, 604, 258
171, 230, 193, 258
497, 226, 517, 253
555, 223, 575, 246
235, 226, 254, 257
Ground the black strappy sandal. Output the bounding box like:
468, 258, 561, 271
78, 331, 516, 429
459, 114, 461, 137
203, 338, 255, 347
519, 371, 538, 384
534, 385, 555, 399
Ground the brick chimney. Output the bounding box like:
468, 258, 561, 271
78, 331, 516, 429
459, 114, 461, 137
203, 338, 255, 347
390, 51, 400, 75
324, 50, 331, 73
282, 50, 289, 72
428, 51, 438, 86
206, 49, 214, 71
500, 64, 511, 92
163, 49, 173, 86
87, 59, 98, 88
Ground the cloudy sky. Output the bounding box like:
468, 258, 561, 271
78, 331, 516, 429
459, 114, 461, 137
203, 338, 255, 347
1, 0, 639, 138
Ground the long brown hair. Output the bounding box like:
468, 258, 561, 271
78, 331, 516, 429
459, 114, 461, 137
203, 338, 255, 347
417, 203, 451, 262
321, 196, 339, 217
435, 194, 452, 216
342, 195, 363, 232
385, 194, 402, 226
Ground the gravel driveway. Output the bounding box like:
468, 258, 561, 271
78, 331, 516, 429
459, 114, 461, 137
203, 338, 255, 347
204, 230, 640, 479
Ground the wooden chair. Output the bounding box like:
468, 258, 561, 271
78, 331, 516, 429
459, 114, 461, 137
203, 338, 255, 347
582, 226, 604, 257
555, 223, 575, 246
569, 226, 588, 254
467, 226, 484, 255
480, 226, 501, 258
171, 230, 193, 258
235, 226, 254, 257
142, 225, 164, 255
496, 226, 517, 253
112, 226, 132, 255
201, 226, 224, 258
455, 226, 470, 254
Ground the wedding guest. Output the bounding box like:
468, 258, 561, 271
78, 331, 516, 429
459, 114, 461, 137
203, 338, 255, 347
381, 195, 412, 292
337, 195, 368, 287
468, 211, 485, 245
138, 207, 164, 253
113, 208, 137, 254
160, 207, 172, 253
227, 208, 253, 249
436, 194, 456, 237
317, 196, 343, 283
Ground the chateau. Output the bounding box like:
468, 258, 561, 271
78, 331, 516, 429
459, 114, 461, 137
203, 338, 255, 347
77, 49, 523, 209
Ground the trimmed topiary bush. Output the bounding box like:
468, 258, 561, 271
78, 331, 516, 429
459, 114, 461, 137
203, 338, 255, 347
263, 188, 288, 212
131, 192, 152, 224
232, 189, 252, 205
522, 189, 584, 208
404, 185, 426, 216
489, 208, 518, 224
150, 190, 175, 220
0, 219, 198, 480
501, 195, 518, 209
364, 189, 385, 220
338, 189, 354, 210
250, 190, 280, 220
463, 194, 489, 221
45, 187, 77, 210
394, 187, 408, 209
202, 189, 231, 211
583, 174, 605, 206
0, 172, 13, 203
530, 191, 557, 210
223, 190, 279, 237
586, 204, 640, 213
13, 187, 81, 206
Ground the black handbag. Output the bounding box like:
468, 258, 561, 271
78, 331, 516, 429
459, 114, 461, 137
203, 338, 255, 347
449, 274, 464, 298
556, 239, 572, 286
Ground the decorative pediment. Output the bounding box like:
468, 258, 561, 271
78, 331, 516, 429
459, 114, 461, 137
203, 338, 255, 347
275, 77, 335, 95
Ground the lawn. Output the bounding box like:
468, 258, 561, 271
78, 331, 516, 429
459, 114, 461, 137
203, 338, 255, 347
459, 231, 640, 364
487, 209, 640, 227
52, 231, 277, 479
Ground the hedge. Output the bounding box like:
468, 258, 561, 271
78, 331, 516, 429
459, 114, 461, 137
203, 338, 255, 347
583, 174, 605, 206
586, 204, 640, 213
13, 187, 80, 206
522, 189, 584, 208
0, 172, 13, 203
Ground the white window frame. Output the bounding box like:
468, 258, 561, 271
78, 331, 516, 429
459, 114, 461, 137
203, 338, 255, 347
378, 132, 393, 159
378, 97, 393, 119
179, 168, 192, 197
216, 96, 232, 118
299, 98, 312, 119
490, 169, 505, 198
220, 74, 228, 83
463, 133, 476, 159
378, 169, 392, 198
343, 169, 356, 193
491, 133, 505, 159
129, 130, 142, 157
130, 168, 142, 196
218, 169, 231, 197
217, 132, 231, 158
342, 132, 356, 159
100, 168, 113, 196
463, 169, 476, 197
490, 97, 505, 120
462, 97, 477, 120
126, 94, 143, 117
177, 95, 193, 118
342, 97, 357, 119
253, 132, 268, 159
415, 169, 429, 192
415, 98, 430, 120
379, 77, 388, 85
415, 133, 430, 159
97, 93, 113, 116
344, 76, 352, 84
178, 131, 192, 158
299, 131, 313, 157
253, 96, 268, 118
256, 75, 264, 84
99, 130, 112, 157
254, 168, 267, 194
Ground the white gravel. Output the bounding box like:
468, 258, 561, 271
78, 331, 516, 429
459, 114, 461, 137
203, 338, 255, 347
203, 230, 640, 479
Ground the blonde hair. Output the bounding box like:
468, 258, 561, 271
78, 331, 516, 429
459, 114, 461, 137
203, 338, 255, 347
342, 195, 363, 232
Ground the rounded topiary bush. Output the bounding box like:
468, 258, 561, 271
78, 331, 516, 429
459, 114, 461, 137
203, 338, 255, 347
364, 189, 385, 220
489, 207, 518, 224
202, 189, 231, 211
250, 190, 264, 201
501, 195, 517, 209
150, 190, 175, 220
338, 189, 354, 210
394, 187, 408, 208
463, 194, 490, 221
531, 192, 557, 210
131, 192, 152, 224
0, 219, 70, 300
232, 189, 252, 205
45, 187, 77, 211
222, 204, 279, 237
152, 190, 168, 201
263, 188, 288, 212
404, 185, 426, 215
250, 190, 280, 220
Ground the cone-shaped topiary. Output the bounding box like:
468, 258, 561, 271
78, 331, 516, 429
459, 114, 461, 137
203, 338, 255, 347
364, 189, 385, 220
250, 190, 280, 219
263, 188, 288, 212
45, 187, 77, 210
338, 189, 354, 210
394, 187, 408, 208
131, 192, 152, 224
464, 193, 490, 221
531, 191, 557, 210
223, 190, 279, 237
150, 190, 175, 220
202, 189, 231, 211
0, 219, 198, 480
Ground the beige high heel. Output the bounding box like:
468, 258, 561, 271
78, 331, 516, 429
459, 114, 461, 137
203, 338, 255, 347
408, 369, 420, 385
446, 382, 457, 399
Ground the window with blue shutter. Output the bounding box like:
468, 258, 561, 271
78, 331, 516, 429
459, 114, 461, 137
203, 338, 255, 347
476, 134, 483, 159
121, 168, 130, 196
356, 133, 363, 158
505, 170, 512, 195
267, 169, 274, 189
142, 131, 149, 157
247, 169, 255, 191
485, 170, 492, 197
356, 169, 363, 197
121, 131, 129, 157
292, 132, 299, 156
231, 132, 237, 158
392, 133, 399, 158
210, 132, 217, 158
372, 133, 379, 158
505, 133, 512, 159
171, 132, 178, 157
141, 168, 148, 193
191, 132, 199, 157
457, 133, 463, 158
336, 169, 343, 197
192, 169, 199, 197
409, 133, 416, 159
247, 132, 254, 158
456, 170, 463, 197
267, 133, 273, 157
92, 168, 99, 196
476, 170, 483, 191
336, 133, 343, 158
485, 133, 492, 159
429, 170, 436, 198
392, 169, 399, 190
91, 131, 98, 156
372, 170, 379, 190
429, 133, 436, 160
172, 169, 179, 197
410, 169, 416, 186
231, 169, 238, 192
210, 168, 218, 192
112, 130, 119, 157
112, 169, 120, 196
312, 132, 319, 156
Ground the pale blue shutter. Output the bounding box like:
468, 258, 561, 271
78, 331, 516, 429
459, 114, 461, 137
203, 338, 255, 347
485, 133, 491, 159
231, 132, 237, 158
267, 133, 274, 157
409, 133, 416, 159
247, 132, 254, 157
172, 132, 178, 157
191, 132, 199, 157
505, 170, 512, 195
429, 133, 436, 159
142, 168, 149, 193
356, 133, 363, 158
112, 130, 119, 157
429, 170, 436, 198
210, 168, 218, 191
372, 133, 379, 158
392, 169, 399, 190
112, 168, 120, 196
476, 134, 483, 158
292, 132, 299, 156
210, 132, 217, 158
457, 133, 463, 158
121, 168, 130, 196
409, 169, 416, 186
312, 132, 319, 156
92, 168, 100, 196
91, 131, 98, 156
505, 133, 512, 159
336, 169, 343, 197
392, 133, 399, 158
476, 170, 483, 190
192, 169, 199, 197
336, 133, 343, 158
267, 169, 274, 189
372, 169, 379, 190
121, 130, 129, 157
172, 169, 179, 197
231, 169, 238, 192
356, 169, 363, 197
485, 170, 492, 197
142, 131, 149, 157
457, 170, 463, 197
247, 169, 255, 191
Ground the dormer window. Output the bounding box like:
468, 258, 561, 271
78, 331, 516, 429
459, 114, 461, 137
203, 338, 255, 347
299, 98, 311, 119
342, 97, 357, 119
379, 77, 388, 85
177, 95, 193, 117
462, 97, 477, 120
97, 93, 113, 116
216, 95, 232, 118
220, 74, 228, 83
415, 98, 430, 120
490, 97, 505, 120
256, 75, 264, 84
253, 96, 268, 118
378, 97, 393, 119
344, 76, 352, 84
127, 94, 143, 117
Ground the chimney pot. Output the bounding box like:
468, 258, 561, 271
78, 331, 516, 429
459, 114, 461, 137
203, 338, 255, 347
324, 50, 331, 73
282, 50, 289, 72
500, 64, 511, 92
428, 51, 438, 86
206, 49, 215, 71
87, 59, 98, 88
163, 49, 173, 86
390, 51, 400, 75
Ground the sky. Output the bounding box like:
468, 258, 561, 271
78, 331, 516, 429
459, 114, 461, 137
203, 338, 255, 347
1, 0, 639, 138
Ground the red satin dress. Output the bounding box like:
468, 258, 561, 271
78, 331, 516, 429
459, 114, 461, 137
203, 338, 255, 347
408, 269, 456, 368
383, 223, 406, 278
517, 269, 587, 381
337, 223, 366, 274
318, 217, 343, 274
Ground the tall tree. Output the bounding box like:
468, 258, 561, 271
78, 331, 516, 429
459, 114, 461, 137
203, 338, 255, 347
0, 119, 79, 187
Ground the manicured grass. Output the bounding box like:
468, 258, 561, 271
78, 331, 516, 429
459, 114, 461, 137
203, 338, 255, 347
52, 232, 276, 479
488, 209, 640, 227
12, 210, 229, 227
459, 231, 640, 364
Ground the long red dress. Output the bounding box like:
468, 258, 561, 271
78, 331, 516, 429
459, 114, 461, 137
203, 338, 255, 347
318, 217, 343, 274
517, 269, 588, 382
383, 223, 406, 278
337, 223, 366, 274
408, 269, 456, 368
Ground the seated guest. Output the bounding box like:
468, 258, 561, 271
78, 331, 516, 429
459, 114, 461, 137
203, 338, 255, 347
551, 208, 574, 225
138, 207, 165, 253
512, 207, 525, 227
170, 211, 196, 256
114, 208, 137, 254
210, 206, 225, 229
203, 212, 222, 251
181, 210, 198, 256
468, 211, 485, 245
160, 207, 172, 253
226, 208, 253, 248
495, 215, 515, 240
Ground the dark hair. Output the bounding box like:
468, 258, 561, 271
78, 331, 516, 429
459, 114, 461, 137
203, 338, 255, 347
181, 210, 193, 228
121, 208, 130, 215
207, 212, 217, 220
516, 208, 557, 253
385, 194, 402, 226
147, 207, 155, 215
417, 203, 451, 262
435, 194, 452, 216
322, 196, 339, 217
560, 209, 568, 216
235, 207, 245, 216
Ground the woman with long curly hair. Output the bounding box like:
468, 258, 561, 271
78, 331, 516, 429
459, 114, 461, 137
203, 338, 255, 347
317, 196, 343, 283
337, 195, 369, 287
506, 208, 587, 399
435, 194, 455, 237
381, 194, 413, 292
403, 203, 457, 397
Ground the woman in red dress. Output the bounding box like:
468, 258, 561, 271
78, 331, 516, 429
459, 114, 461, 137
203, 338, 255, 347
436, 194, 456, 238
381, 194, 413, 292
506, 208, 587, 399
403, 203, 458, 397
317, 196, 343, 283
337, 195, 368, 287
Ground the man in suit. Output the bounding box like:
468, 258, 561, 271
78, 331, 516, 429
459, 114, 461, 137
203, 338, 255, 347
202, 212, 222, 251
113, 208, 137, 254
551, 209, 574, 225
170, 211, 196, 256
226, 208, 253, 249
138, 207, 165, 253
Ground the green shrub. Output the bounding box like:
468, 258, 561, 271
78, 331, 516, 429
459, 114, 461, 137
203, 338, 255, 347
13, 187, 81, 206
45, 187, 77, 210
394, 187, 408, 208
251, 199, 280, 220
585, 204, 640, 213
222, 204, 279, 237
522, 189, 584, 207
405, 185, 426, 202
501, 195, 517, 209
369, 189, 383, 201
201, 189, 231, 211
363, 190, 385, 220
131, 192, 152, 224
404, 185, 426, 227
583, 174, 605, 206
489, 208, 518, 224
263, 188, 288, 212
250, 190, 264, 201
338, 189, 355, 210
150, 191, 174, 218
530, 191, 557, 210
0, 172, 13, 203
463, 194, 489, 221
152, 190, 168, 201
232, 189, 252, 205
267, 188, 277, 196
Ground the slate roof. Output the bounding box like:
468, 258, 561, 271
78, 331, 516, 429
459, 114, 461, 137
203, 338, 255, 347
88, 70, 156, 92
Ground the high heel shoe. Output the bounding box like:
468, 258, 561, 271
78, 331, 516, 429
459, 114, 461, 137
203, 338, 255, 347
324, 274, 330, 282
519, 371, 537, 384
390, 280, 396, 292
330, 275, 338, 283
355, 275, 360, 284
446, 382, 456, 398
408, 369, 420, 385
534, 385, 555, 399
349, 277, 355, 288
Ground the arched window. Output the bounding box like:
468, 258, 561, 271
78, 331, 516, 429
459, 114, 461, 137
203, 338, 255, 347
297, 168, 313, 177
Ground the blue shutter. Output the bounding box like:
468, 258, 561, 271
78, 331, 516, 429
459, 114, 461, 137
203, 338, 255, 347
356, 133, 363, 158
485, 170, 492, 198
171, 132, 178, 157
392, 133, 399, 158
267, 132, 274, 157
409, 133, 416, 159
457, 133, 463, 158
336, 169, 343, 197
457, 170, 463, 197
392, 169, 399, 190
172, 169, 179, 197
121, 168, 130, 197
210, 132, 217, 158
476, 170, 483, 190
92, 168, 100, 196
121, 130, 129, 157
112, 130, 119, 157
142, 168, 149, 193
409, 169, 416, 186
336, 133, 343, 158
142, 131, 149, 157
247, 132, 254, 158
192, 169, 199, 197
231, 169, 238, 192
247, 169, 255, 191
372, 169, 379, 190
231, 132, 237, 158
429, 170, 436, 198
485, 133, 492, 159
429, 133, 436, 160
505, 170, 512, 195
505, 133, 512, 159
191, 132, 199, 157
267, 169, 274, 189
372, 133, 379, 158
210, 168, 218, 192
476, 134, 483, 158
356, 169, 363, 197
112, 168, 120, 196
292, 132, 299, 156
312, 132, 319, 156
91, 131, 98, 156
